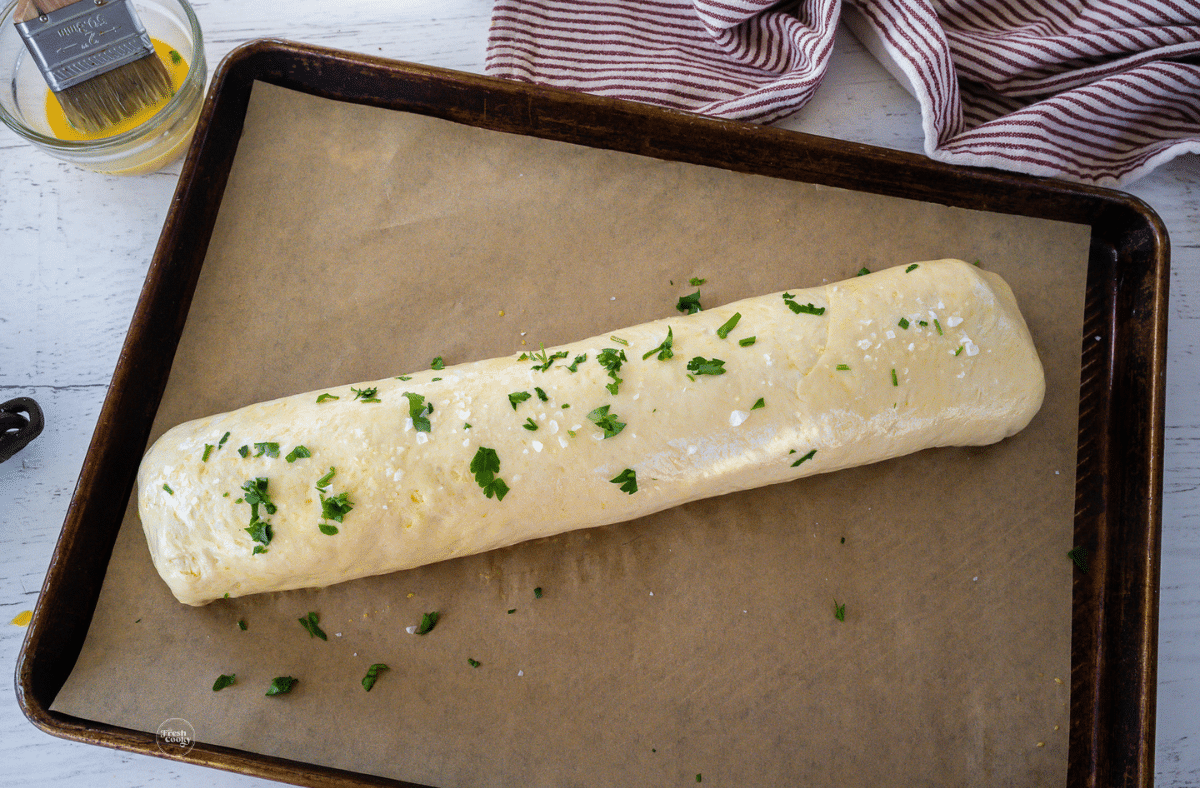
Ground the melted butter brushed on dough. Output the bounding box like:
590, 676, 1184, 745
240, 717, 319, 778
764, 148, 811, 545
138, 260, 1044, 605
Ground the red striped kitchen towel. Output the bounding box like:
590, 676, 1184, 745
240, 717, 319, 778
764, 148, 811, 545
486, 0, 1200, 186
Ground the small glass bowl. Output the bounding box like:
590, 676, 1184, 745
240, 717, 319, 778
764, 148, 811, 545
0, 0, 206, 175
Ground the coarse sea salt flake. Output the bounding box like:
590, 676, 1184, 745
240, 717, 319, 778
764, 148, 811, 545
729, 410, 749, 427
947, 316, 963, 327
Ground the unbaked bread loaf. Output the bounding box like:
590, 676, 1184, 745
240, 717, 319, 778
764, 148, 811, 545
138, 259, 1045, 605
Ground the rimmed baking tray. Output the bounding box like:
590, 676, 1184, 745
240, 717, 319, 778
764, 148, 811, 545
16, 39, 1167, 787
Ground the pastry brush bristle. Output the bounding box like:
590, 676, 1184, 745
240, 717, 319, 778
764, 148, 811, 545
55, 52, 173, 134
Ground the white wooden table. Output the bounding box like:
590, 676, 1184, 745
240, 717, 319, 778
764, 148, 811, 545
1, 2, 1196, 785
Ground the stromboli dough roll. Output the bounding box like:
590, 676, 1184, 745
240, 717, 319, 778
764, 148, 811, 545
138, 259, 1045, 605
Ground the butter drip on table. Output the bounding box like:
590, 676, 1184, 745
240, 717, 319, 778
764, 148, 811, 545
137, 259, 1045, 605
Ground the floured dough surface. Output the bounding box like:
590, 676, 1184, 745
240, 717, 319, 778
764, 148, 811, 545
138, 260, 1045, 605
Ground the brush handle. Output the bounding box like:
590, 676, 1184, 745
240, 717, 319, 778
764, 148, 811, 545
14, 0, 88, 24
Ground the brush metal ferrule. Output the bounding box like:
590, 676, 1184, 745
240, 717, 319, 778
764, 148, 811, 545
15, 0, 155, 92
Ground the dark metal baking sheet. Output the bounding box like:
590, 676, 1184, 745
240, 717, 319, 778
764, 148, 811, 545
15, 39, 1168, 788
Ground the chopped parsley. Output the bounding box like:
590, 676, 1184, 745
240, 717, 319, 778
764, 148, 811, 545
508, 391, 532, 410
906, 263, 919, 273
362, 663, 389, 691
523, 417, 538, 431
857, 267, 871, 276
316, 393, 339, 403
397, 375, 413, 381
212, 674, 236, 692
254, 442, 280, 458
689, 276, 706, 286
716, 312, 741, 339
751, 397, 765, 410
918, 320, 928, 327
567, 353, 588, 372
285, 445, 311, 463
836, 364, 850, 371
534, 587, 543, 599
238, 619, 247, 631
318, 524, 339, 536
676, 290, 702, 314
241, 477, 277, 518
168, 49, 182, 64
298, 611, 327, 640
791, 449, 816, 467
834, 600, 846, 621
782, 293, 825, 315
238, 445, 250, 458
1068, 546, 1089, 573
738, 336, 756, 347
934, 318, 943, 335
351, 386, 380, 403
266, 676, 297, 696
535, 387, 549, 402
610, 468, 638, 494
244, 520, 272, 551
202, 444, 213, 462
241, 477, 277, 552
528, 345, 569, 372
316, 466, 336, 489
597, 348, 627, 394
162, 483, 173, 494
320, 491, 353, 523
403, 392, 433, 432
218, 431, 230, 449
955, 345, 964, 356
470, 446, 510, 500
416, 611, 439, 635
642, 327, 675, 361
898, 317, 910, 329
610, 336, 629, 346
467, 658, 481, 668
587, 404, 626, 438
686, 356, 726, 376
431, 356, 445, 370
891, 368, 899, 386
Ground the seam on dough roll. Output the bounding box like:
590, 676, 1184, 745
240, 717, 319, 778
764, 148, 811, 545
137, 259, 1045, 605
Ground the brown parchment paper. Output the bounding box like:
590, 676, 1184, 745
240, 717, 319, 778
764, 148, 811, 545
53, 81, 1091, 788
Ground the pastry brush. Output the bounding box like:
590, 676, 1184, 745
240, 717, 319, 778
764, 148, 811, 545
13, 0, 172, 134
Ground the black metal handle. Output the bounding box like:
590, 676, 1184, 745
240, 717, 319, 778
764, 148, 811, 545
0, 397, 45, 463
